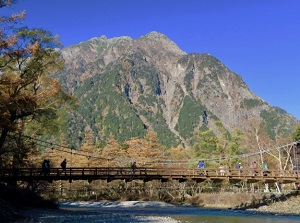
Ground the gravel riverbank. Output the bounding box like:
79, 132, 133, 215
2, 192, 300, 222
248, 195, 300, 215
183, 191, 300, 215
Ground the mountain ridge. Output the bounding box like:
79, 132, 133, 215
55, 31, 299, 148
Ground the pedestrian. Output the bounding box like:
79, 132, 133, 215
60, 158, 67, 175
45, 159, 51, 176
131, 161, 137, 173
237, 162, 243, 169
219, 164, 225, 176
252, 161, 257, 176
41, 159, 47, 176
262, 161, 269, 176
262, 162, 268, 170
237, 162, 243, 175
249, 161, 253, 169
198, 160, 205, 175
253, 161, 257, 169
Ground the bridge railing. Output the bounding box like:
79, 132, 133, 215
0, 167, 299, 180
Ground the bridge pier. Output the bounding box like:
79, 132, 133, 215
275, 182, 282, 194
264, 183, 270, 192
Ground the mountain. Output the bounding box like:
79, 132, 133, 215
55, 31, 299, 148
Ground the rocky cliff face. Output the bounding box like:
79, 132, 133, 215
56, 31, 299, 148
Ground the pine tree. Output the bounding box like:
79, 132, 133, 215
293, 125, 300, 141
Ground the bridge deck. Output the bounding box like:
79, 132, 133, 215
0, 167, 299, 184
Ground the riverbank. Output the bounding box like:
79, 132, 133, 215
184, 191, 300, 215
2, 191, 300, 222
16, 199, 300, 223
0, 197, 38, 223
0, 184, 58, 222
247, 194, 300, 215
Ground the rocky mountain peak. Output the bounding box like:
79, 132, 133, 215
56, 32, 299, 148
143, 31, 171, 41
138, 31, 185, 54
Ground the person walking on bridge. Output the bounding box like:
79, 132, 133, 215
250, 161, 257, 176
198, 160, 205, 175
41, 159, 47, 176
262, 161, 269, 176
219, 164, 225, 176
60, 158, 67, 175
131, 161, 137, 173
237, 162, 243, 169
237, 162, 243, 175
45, 160, 50, 176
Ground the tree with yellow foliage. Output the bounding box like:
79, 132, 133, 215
0, 1, 74, 167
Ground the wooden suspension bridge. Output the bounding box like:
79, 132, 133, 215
0, 167, 299, 185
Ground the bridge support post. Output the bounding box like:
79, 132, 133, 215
264, 183, 270, 192
60, 182, 63, 197
250, 183, 254, 193
275, 182, 281, 194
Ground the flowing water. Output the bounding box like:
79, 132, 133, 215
28, 201, 300, 223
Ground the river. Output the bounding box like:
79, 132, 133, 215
26, 201, 300, 223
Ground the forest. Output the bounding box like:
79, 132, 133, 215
1, 1, 300, 204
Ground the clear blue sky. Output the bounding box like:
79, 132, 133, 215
3, 0, 300, 120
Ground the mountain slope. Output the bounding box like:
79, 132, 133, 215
55, 31, 299, 148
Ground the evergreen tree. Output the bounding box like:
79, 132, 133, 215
193, 129, 218, 160
293, 125, 300, 141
